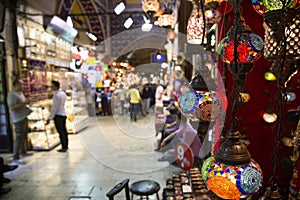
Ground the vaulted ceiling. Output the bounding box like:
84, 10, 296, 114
20, 0, 187, 66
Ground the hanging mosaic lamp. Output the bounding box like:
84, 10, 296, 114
157, 3, 175, 29
158, 13, 175, 29
202, 156, 263, 199
178, 66, 224, 122
142, 0, 160, 17
204, 0, 221, 25
251, 0, 299, 15
187, 1, 205, 44
205, 9, 221, 24
179, 73, 222, 122
179, 90, 221, 122
217, 23, 264, 65
202, 130, 263, 199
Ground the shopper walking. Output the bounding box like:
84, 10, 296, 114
127, 84, 142, 122
141, 83, 153, 114
7, 79, 32, 165
46, 81, 68, 152
85, 86, 96, 117
100, 90, 109, 116
116, 84, 126, 115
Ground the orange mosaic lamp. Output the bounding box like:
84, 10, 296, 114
202, 156, 263, 199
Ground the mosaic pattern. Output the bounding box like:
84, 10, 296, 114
179, 91, 199, 115
203, 158, 263, 199
179, 91, 221, 122
237, 165, 263, 194
218, 33, 264, 64
251, 0, 299, 15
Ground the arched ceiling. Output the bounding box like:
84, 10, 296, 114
23, 0, 184, 66
58, 0, 107, 45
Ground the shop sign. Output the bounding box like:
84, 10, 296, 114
175, 142, 194, 171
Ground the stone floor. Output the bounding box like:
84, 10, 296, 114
0, 114, 183, 200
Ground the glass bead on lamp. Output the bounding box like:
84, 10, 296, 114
158, 13, 175, 28
264, 71, 277, 81
263, 108, 278, 123
187, 2, 205, 44
283, 88, 297, 102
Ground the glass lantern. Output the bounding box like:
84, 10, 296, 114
202, 157, 263, 199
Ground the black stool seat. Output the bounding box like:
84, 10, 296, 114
130, 180, 160, 199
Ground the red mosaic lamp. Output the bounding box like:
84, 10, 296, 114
217, 19, 264, 65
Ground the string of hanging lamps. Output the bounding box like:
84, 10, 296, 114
250, 0, 300, 199
201, 0, 264, 199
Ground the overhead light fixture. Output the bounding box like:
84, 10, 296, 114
141, 19, 152, 32
66, 16, 73, 27
86, 32, 97, 41
142, 0, 160, 18
156, 51, 162, 60
187, 1, 205, 44
124, 17, 133, 29
114, 1, 126, 15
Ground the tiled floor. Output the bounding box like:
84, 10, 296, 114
0, 115, 183, 200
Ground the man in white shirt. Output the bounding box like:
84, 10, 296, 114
46, 81, 68, 152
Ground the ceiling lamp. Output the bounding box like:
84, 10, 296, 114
66, 16, 73, 27
124, 17, 133, 29
114, 1, 126, 15
141, 19, 153, 32
167, 29, 177, 44
86, 32, 97, 41
187, 0, 205, 44
142, 0, 160, 17
158, 12, 175, 29
204, 0, 221, 25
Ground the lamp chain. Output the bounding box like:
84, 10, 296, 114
229, 0, 243, 131
267, 0, 289, 196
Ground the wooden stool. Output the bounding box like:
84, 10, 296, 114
106, 179, 130, 200
130, 180, 160, 200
